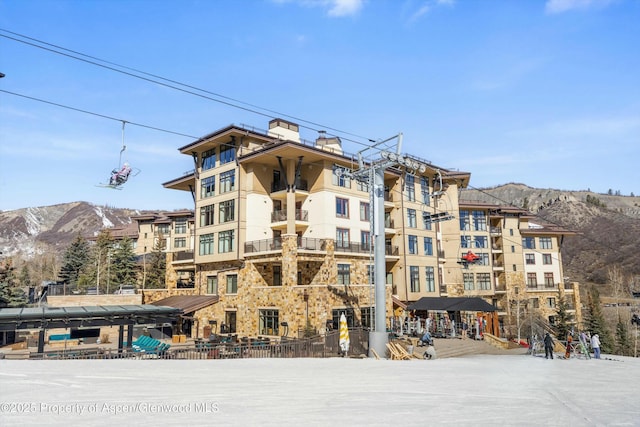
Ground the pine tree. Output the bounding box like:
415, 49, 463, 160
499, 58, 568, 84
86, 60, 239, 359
0, 258, 28, 307
144, 236, 167, 289
554, 296, 573, 340
111, 236, 138, 290
583, 288, 613, 353
615, 315, 632, 356
58, 234, 91, 291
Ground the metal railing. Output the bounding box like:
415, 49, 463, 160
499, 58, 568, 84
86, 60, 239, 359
27, 328, 370, 360
172, 251, 194, 262
271, 209, 309, 222
526, 283, 558, 290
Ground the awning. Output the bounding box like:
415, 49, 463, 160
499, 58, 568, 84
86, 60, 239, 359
0, 305, 183, 331
151, 295, 219, 315
407, 297, 496, 312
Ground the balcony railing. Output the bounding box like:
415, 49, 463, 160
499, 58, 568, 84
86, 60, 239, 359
490, 227, 502, 235
172, 251, 194, 262
271, 209, 309, 222
271, 179, 309, 193
244, 238, 398, 256
526, 283, 558, 290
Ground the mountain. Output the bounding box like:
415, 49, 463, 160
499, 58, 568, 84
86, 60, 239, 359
460, 183, 640, 292
2, 184, 639, 295
0, 202, 143, 258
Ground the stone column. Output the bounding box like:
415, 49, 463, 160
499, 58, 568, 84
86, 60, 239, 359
281, 234, 298, 286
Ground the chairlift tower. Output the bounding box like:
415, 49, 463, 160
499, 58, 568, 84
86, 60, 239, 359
335, 133, 430, 358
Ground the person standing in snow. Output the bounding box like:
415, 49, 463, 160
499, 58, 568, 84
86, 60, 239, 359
591, 333, 601, 359
565, 332, 574, 359
544, 333, 554, 359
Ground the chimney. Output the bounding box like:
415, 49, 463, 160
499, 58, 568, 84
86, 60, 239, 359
315, 130, 342, 154
268, 119, 300, 142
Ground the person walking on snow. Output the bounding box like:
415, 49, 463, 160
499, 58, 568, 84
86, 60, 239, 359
591, 333, 601, 359
544, 333, 554, 359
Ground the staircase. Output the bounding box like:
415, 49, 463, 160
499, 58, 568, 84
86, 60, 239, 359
397, 336, 527, 359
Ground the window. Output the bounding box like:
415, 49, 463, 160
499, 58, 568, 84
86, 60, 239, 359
425, 266, 435, 292
539, 237, 552, 249
543, 254, 552, 265
201, 148, 216, 171
420, 177, 430, 205
409, 266, 420, 292
522, 237, 536, 249
510, 229, 514, 236
200, 204, 215, 227
259, 309, 279, 335
474, 236, 488, 249
478, 253, 490, 266
174, 237, 186, 248
226, 274, 238, 293
423, 237, 433, 256
157, 224, 170, 235
332, 169, 351, 188
357, 180, 369, 192
201, 176, 215, 199
361, 231, 371, 251
463, 273, 475, 290
544, 272, 554, 287
219, 199, 235, 223
337, 264, 351, 285
407, 208, 417, 228
408, 235, 418, 255
511, 245, 515, 253
459, 210, 470, 231
527, 273, 537, 287
531, 298, 539, 308
336, 197, 349, 218
422, 213, 432, 230
207, 276, 218, 295
405, 174, 415, 202
360, 202, 370, 221
331, 309, 355, 330
336, 228, 350, 249
273, 265, 282, 286
461, 236, 471, 248
361, 307, 374, 329
472, 210, 487, 231
220, 170, 235, 193
199, 233, 214, 255
174, 219, 187, 234
218, 230, 235, 253
525, 254, 535, 265
477, 273, 491, 290
220, 144, 236, 164
547, 297, 556, 308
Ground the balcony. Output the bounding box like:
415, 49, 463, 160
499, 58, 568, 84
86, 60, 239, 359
271, 209, 309, 223
171, 250, 194, 262
271, 179, 309, 193
244, 237, 326, 254
490, 227, 502, 236
526, 283, 558, 291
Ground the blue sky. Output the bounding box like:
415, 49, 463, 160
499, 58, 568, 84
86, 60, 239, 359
1, 0, 638, 212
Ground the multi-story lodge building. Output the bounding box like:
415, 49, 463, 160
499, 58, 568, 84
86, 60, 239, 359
131, 118, 580, 340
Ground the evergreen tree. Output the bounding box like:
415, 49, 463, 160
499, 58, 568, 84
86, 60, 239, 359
0, 258, 28, 307
583, 288, 613, 353
615, 315, 632, 356
144, 235, 167, 289
554, 296, 573, 340
58, 234, 91, 291
111, 236, 138, 290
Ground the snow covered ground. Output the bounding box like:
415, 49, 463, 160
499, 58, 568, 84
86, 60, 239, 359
1, 354, 638, 426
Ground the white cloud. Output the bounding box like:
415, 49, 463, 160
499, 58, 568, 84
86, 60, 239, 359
545, 0, 616, 14
405, 0, 455, 25
326, 0, 364, 17
272, 0, 364, 17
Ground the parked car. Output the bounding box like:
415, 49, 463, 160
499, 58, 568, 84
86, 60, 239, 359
86, 287, 98, 295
